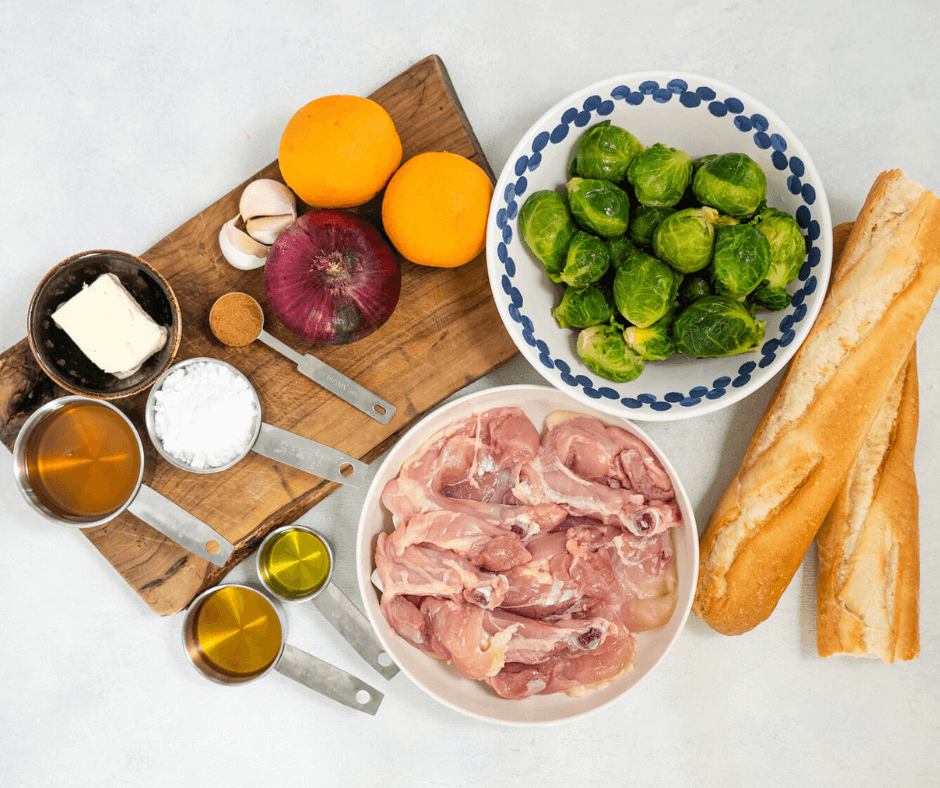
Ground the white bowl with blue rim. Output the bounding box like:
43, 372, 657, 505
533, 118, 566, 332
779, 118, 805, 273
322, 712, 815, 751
486, 72, 832, 420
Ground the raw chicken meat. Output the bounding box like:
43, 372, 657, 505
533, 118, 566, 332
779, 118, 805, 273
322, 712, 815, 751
375, 407, 680, 699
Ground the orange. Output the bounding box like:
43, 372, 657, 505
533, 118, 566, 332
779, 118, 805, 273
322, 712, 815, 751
278, 95, 402, 209
381, 151, 494, 268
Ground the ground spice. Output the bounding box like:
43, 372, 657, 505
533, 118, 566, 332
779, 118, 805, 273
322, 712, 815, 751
209, 292, 264, 347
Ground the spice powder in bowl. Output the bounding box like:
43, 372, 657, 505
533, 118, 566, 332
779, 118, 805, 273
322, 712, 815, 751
149, 359, 261, 471
209, 292, 264, 348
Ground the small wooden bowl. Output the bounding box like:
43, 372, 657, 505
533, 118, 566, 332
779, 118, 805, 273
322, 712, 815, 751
27, 250, 182, 400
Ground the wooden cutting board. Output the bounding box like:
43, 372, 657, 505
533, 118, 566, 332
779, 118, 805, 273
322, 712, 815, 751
0, 55, 518, 616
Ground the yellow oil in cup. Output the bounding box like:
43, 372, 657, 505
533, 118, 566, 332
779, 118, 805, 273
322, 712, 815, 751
255, 525, 399, 680
185, 585, 283, 682
258, 527, 332, 600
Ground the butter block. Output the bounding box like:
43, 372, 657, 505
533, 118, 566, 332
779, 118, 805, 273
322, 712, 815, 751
52, 272, 169, 378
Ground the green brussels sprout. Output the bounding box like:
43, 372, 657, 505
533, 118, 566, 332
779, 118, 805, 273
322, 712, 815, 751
566, 177, 631, 238
711, 223, 772, 301
561, 230, 610, 288
606, 235, 641, 269
624, 311, 677, 361
551, 283, 615, 329
519, 190, 578, 283
571, 121, 644, 183
674, 295, 765, 358
692, 152, 767, 218
626, 143, 693, 208
677, 273, 713, 306
629, 204, 675, 248
576, 322, 644, 382
691, 154, 717, 175
750, 207, 808, 310
652, 206, 719, 274
613, 252, 678, 328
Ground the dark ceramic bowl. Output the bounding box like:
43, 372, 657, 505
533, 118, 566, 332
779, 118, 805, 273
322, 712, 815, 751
27, 250, 182, 399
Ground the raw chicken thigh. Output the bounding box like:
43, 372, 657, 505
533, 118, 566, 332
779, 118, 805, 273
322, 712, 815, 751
375, 407, 680, 699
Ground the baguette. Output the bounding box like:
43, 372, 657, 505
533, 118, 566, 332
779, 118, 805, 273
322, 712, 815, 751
693, 170, 940, 636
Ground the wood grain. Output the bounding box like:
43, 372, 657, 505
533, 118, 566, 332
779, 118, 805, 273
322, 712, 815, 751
0, 55, 518, 615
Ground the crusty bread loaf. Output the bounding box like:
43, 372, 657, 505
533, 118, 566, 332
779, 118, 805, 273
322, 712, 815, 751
693, 170, 940, 636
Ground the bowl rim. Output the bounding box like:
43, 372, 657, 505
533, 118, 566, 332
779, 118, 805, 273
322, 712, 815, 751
27, 248, 182, 400
355, 383, 698, 725
485, 70, 833, 421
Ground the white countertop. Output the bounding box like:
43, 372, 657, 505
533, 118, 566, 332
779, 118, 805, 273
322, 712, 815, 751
2, 2, 938, 786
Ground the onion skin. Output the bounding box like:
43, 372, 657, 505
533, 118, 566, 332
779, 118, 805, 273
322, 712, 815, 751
264, 209, 401, 345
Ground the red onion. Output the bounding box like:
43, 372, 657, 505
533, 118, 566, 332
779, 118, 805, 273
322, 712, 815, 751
264, 209, 401, 345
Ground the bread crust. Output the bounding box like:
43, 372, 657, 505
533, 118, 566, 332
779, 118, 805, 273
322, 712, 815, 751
693, 171, 940, 636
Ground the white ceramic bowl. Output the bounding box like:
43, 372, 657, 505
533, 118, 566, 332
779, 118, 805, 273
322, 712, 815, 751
486, 72, 832, 420
356, 384, 697, 725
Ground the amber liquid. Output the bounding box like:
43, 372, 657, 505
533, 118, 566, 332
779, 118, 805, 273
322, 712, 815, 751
25, 401, 142, 522
259, 528, 331, 600
190, 586, 283, 680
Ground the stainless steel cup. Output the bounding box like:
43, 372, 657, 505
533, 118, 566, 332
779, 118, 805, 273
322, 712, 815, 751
256, 524, 399, 680
12, 395, 233, 566
182, 583, 383, 715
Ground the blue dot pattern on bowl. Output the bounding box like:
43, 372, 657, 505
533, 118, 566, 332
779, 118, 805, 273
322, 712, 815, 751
493, 77, 824, 413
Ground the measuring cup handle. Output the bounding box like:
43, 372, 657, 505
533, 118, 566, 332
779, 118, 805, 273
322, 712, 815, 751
127, 485, 234, 567
275, 644, 383, 715
252, 423, 368, 487
313, 584, 400, 680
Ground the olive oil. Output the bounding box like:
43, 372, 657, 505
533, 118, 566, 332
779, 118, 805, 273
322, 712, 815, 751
189, 586, 283, 680
24, 400, 142, 522
259, 528, 331, 600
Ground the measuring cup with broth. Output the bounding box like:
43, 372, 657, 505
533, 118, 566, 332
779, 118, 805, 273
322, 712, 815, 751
12, 396, 233, 566
256, 525, 399, 680
182, 583, 383, 714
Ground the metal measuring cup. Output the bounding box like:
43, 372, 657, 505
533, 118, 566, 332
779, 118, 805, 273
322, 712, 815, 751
144, 357, 367, 487
182, 583, 382, 715
11, 395, 234, 566
210, 293, 395, 425
256, 524, 399, 680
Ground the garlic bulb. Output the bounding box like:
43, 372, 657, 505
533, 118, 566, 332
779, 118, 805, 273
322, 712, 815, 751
219, 179, 298, 270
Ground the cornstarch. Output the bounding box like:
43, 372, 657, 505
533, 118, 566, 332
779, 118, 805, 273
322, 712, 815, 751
153, 361, 260, 469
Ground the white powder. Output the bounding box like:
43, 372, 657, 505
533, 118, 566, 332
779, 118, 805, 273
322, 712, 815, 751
153, 360, 260, 469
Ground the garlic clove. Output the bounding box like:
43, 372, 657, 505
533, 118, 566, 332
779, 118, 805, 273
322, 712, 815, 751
239, 179, 297, 223
246, 214, 295, 246
219, 216, 269, 270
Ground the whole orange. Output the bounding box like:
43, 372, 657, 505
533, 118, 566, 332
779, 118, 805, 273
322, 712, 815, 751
381, 151, 494, 268
278, 95, 402, 209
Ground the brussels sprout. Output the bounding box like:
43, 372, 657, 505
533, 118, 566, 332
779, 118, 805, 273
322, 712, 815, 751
566, 177, 631, 238
692, 154, 717, 175
692, 152, 767, 218
576, 322, 645, 382
714, 213, 740, 229
519, 190, 578, 283
571, 121, 644, 183
711, 223, 772, 301
674, 295, 765, 358
612, 252, 678, 328
677, 273, 712, 306
629, 204, 675, 248
626, 143, 693, 208
624, 311, 677, 361
652, 206, 719, 274
607, 235, 641, 269
561, 230, 610, 288
552, 283, 615, 329
750, 207, 808, 310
